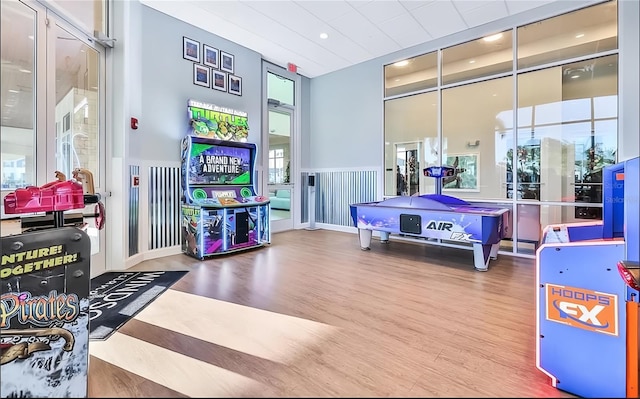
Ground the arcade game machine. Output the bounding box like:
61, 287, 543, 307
180, 100, 270, 260
350, 164, 511, 271
1, 169, 105, 398
536, 156, 640, 398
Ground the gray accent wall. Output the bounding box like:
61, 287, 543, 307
309, 66, 382, 169
135, 5, 264, 162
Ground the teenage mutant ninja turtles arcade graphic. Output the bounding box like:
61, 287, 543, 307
188, 99, 249, 142
1, 227, 91, 398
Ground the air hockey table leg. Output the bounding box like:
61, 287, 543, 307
489, 242, 500, 260
358, 229, 372, 250
472, 243, 492, 271
379, 231, 390, 244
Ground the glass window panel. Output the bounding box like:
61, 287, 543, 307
594, 94, 617, 119
516, 203, 603, 255
51, 0, 107, 37
1, 0, 36, 190
517, 54, 618, 204
442, 30, 513, 85
384, 52, 437, 97
54, 24, 100, 187
267, 72, 294, 105
517, 0, 617, 69
442, 77, 514, 201
561, 98, 591, 123
384, 92, 438, 196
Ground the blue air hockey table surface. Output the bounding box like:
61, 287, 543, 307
349, 194, 510, 271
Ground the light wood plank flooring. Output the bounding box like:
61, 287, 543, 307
87, 229, 574, 398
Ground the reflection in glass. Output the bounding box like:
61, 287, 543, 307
517, 0, 617, 69
52, 0, 108, 38
384, 52, 437, 97
515, 203, 603, 255
1, 1, 36, 190
267, 72, 294, 105
55, 24, 100, 186
442, 30, 512, 85
384, 92, 437, 196
442, 76, 514, 201
516, 55, 618, 218
268, 109, 291, 184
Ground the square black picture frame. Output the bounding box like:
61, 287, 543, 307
212, 70, 227, 92
183, 36, 200, 63
193, 64, 210, 88
220, 51, 234, 74
203, 44, 219, 69
228, 74, 242, 96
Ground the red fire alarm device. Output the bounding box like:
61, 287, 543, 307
131, 117, 138, 130
287, 63, 298, 73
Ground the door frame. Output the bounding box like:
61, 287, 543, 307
44, 7, 108, 277
267, 104, 295, 232
261, 62, 301, 233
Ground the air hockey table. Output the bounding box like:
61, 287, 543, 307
349, 194, 510, 271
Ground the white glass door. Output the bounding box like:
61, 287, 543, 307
267, 105, 294, 232
49, 11, 107, 278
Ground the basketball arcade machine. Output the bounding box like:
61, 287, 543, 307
180, 100, 270, 260
536, 156, 640, 398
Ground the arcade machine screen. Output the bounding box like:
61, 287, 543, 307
181, 136, 258, 204
188, 142, 253, 186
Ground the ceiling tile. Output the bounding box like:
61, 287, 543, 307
411, 0, 469, 38
458, 1, 509, 28
398, 0, 435, 11
329, 9, 401, 56
378, 12, 433, 48
296, 0, 356, 21
452, 0, 500, 13
505, 0, 555, 16
357, 0, 407, 24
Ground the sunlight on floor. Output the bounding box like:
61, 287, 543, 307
131, 289, 338, 363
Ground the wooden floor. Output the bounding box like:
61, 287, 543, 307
87, 229, 574, 398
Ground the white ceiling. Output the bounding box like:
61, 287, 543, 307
141, 0, 558, 79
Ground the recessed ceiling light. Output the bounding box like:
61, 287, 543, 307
28, 35, 34, 40
8, 89, 19, 93
469, 60, 475, 64
393, 60, 409, 67
483, 33, 503, 42
571, 75, 580, 79
19, 69, 31, 73
394, 78, 400, 82
575, 33, 585, 38
319, 32, 328, 39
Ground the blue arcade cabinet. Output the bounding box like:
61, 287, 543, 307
536, 156, 640, 398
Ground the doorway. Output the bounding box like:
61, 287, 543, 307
0, 1, 107, 277
395, 141, 422, 196
263, 65, 299, 233
267, 104, 294, 231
